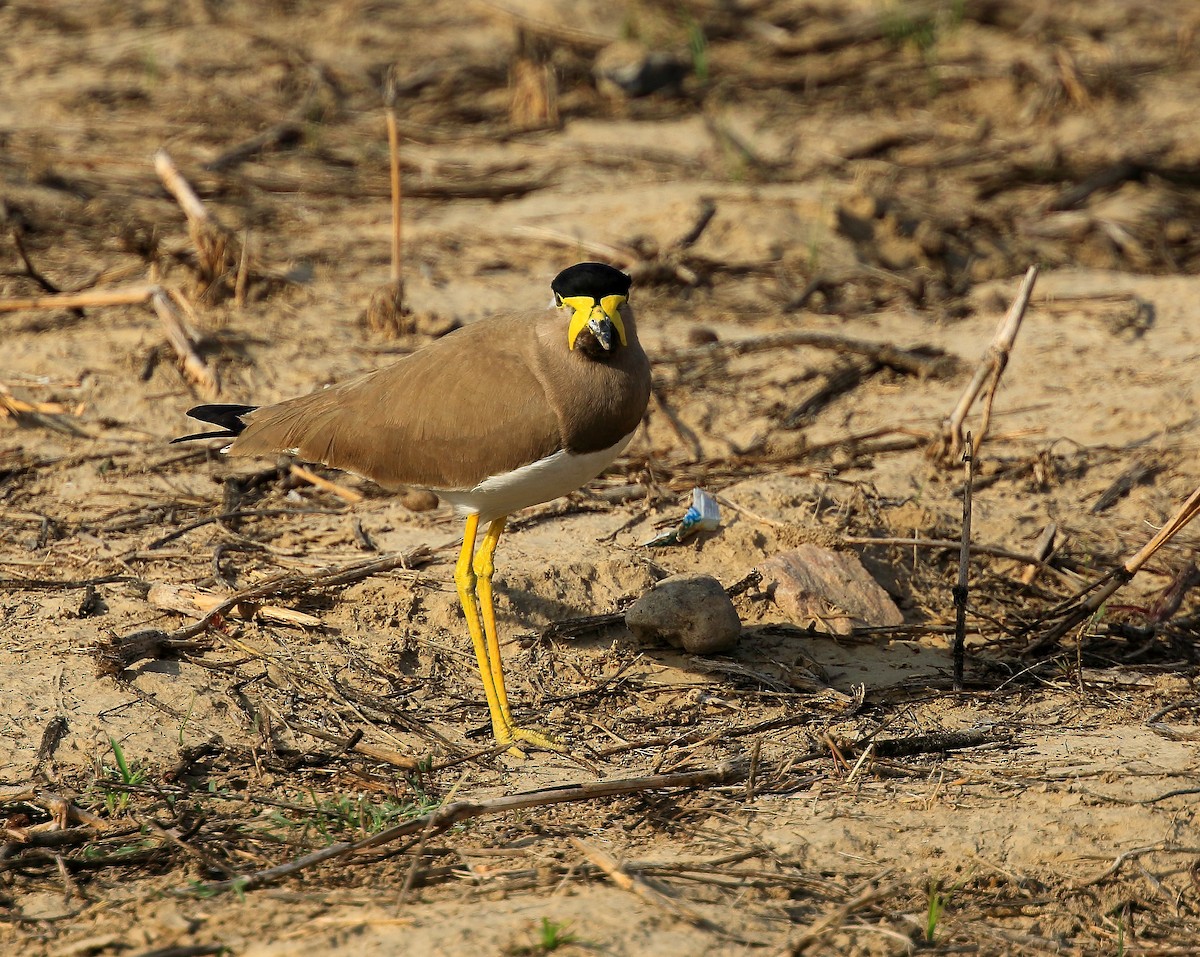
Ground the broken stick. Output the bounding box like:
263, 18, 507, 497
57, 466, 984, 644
155, 149, 241, 300
150, 287, 219, 399
177, 761, 742, 896
934, 265, 1038, 463
0, 282, 219, 400
953, 433, 975, 690
1035, 484, 1200, 648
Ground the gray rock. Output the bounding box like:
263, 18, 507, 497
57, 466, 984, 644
625, 573, 741, 655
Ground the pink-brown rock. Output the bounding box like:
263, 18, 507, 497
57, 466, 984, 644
757, 545, 903, 635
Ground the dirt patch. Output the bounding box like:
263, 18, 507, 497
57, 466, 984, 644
4, 1, 1200, 954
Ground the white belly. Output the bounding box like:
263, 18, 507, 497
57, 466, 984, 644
434, 431, 636, 524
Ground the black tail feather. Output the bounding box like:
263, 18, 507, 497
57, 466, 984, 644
171, 403, 258, 444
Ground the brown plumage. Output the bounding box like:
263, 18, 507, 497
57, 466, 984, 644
224, 306, 649, 492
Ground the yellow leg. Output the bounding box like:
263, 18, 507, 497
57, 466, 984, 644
472, 516, 565, 757
454, 512, 510, 743
473, 517, 514, 729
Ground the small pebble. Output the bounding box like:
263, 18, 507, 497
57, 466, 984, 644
400, 488, 439, 512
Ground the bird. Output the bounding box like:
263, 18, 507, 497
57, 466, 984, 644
174, 262, 651, 756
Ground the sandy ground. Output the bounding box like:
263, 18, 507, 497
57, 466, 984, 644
3, 1, 1200, 954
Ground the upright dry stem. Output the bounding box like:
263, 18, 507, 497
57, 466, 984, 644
937, 264, 1038, 462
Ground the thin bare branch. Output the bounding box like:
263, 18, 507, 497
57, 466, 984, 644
0, 285, 157, 312
177, 762, 743, 896
1035, 484, 1200, 647
953, 434, 975, 689
936, 265, 1038, 463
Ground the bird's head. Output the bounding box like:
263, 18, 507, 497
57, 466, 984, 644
552, 262, 633, 355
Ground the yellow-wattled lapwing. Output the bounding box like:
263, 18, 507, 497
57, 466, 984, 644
175, 262, 650, 755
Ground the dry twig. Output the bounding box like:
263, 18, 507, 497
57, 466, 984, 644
0, 285, 158, 312
385, 78, 403, 288
287, 720, 422, 771
1034, 484, 1200, 648
0, 282, 219, 398
146, 582, 323, 629
204, 121, 304, 172
289, 464, 364, 504
572, 837, 733, 937
840, 535, 1076, 582
363, 71, 413, 338
0, 573, 138, 592
150, 287, 218, 398
155, 149, 241, 301
661, 328, 957, 379
777, 879, 901, 954
934, 265, 1038, 463
0, 385, 86, 435
177, 762, 742, 896
1019, 523, 1058, 586
1090, 457, 1161, 513
1074, 844, 1200, 888
98, 548, 432, 673
953, 434, 975, 689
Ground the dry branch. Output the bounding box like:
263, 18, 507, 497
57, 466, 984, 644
98, 548, 432, 673
862, 730, 993, 759
953, 434, 975, 689
155, 149, 242, 301
150, 288, 218, 398
0, 285, 157, 312
934, 265, 1038, 463
1034, 484, 1200, 648
0, 281, 219, 399
155, 149, 209, 220
177, 762, 743, 896
572, 838, 729, 936
146, 582, 323, 629
661, 328, 957, 379
289, 464, 364, 504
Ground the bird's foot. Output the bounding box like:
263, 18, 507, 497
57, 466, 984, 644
498, 725, 567, 759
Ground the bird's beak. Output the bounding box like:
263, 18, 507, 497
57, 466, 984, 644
563, 294, 628, 351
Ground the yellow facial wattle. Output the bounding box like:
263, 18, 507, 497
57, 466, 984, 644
562, 294, 628, 350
